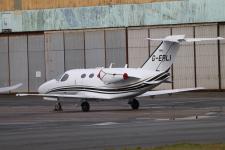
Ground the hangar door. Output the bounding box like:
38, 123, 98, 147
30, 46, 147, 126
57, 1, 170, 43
0, 36, 9, 88
45, 31, 65, 80
28, 34, 46, 92
9, 35, 28, 92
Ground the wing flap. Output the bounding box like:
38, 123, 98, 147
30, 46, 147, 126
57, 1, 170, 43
137, 87, 204, 98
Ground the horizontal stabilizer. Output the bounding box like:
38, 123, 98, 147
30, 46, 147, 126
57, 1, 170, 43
137, 87, 204, 98
147, 35, 224, 43
185, 37, 224, 42
146, 35, 185, 43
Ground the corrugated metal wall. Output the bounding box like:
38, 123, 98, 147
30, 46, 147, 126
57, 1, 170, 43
64, 30, 85, 70
105, 29, 126, 68
45, 32, 65, 80
2, 0, 225, 33
0, 36, 9, 88
128, 28, 149, 68
195, 25, 219, 89
219, 24, 225, 89
85, 30, 105, 68
0, 23, 224, 92
0, 0, 169, 11
172, 26, 195, 88
28, 34, 45, 92
9, 35, 28, 92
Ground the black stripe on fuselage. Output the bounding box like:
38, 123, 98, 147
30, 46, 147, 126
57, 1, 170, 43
47, 69, 170, 94
48, 83, 151, 94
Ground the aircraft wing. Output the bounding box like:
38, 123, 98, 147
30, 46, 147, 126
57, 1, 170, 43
0, 83, 23, 93
16, 93, 99, 100
137, 87, 204, 98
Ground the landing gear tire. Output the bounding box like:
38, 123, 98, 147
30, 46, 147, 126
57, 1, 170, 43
81, 101, 90, 112
129, 99, 139, 110
54, 102, 63, 111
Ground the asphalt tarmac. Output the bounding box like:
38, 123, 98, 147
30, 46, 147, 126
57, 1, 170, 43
0, 92, 225, 150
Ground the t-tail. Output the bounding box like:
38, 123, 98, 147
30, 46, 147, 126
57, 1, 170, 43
141, 35, 224, 72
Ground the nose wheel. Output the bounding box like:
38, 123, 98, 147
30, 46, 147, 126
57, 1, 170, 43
81, 101, 90, 112
54, 102, 63, 111
128, 99, 139, 110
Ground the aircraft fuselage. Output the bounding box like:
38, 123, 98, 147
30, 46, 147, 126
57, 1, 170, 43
38, 68, 164, 99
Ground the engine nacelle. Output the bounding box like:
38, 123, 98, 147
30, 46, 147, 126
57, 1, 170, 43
97, 69, 129, 84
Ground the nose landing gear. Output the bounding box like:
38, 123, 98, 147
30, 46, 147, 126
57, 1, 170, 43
54, 102, 63, 111
128, 99, 139, 110
81, 101, 90, 112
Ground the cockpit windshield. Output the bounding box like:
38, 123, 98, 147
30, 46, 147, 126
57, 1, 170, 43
60, 74, 69, 82
55, 73, 69, 82
56, 73, 63, 81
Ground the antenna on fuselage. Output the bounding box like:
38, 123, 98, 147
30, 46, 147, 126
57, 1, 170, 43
109, 63, 115, 68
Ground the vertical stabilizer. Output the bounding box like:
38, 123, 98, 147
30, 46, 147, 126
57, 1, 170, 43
142, 35, 224, 72
142, 35, 183, 72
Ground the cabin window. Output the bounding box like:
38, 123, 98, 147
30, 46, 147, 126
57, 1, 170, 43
61, 74, 69, 82
89, 73, 94, 78
81, 74, 86, 78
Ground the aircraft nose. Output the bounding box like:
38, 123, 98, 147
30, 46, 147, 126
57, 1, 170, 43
38, 79, 57, 94
38, 83, 47, 94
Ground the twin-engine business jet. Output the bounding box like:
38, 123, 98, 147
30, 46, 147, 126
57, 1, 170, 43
17, 35, 224, 112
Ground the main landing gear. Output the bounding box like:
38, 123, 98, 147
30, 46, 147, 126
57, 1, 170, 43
81, 101, 90, 112
54, 102, 63, 112
128, 99, 140, 110
53, 100, 90, 112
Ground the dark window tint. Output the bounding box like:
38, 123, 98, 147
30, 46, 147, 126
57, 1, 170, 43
89, 73, 94, 78
61, 74, 69, 82
81, 74, 86, 78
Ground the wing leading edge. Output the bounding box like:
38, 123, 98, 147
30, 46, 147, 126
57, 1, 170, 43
16, 93, 100, 100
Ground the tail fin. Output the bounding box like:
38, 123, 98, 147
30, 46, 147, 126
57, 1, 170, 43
141, 35, 224, 72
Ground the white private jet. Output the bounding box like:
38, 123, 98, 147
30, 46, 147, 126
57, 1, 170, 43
17, 35, 224, 112
0, 83, 23, 93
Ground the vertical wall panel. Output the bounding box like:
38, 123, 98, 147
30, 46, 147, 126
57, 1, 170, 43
0, 36, 9, 87
28, 34, 45, 92
195, 25, 219, 89
85, 30, 105, 68
105, 29, 126, 68
45, 32, 64, 80
149, 28, 172, 90
9, 35, 28, 92
128, 29, 149, 68
64, 31, 85, 70
172, 26, 195, 88
219, 24, 225, 89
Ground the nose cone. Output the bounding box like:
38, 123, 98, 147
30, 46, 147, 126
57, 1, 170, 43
38, 79, 56, 94
38, 83, 48, 94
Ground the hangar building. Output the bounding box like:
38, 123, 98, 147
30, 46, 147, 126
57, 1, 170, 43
0, 0, 225, 92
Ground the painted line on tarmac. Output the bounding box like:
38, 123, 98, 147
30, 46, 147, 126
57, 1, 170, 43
154, 115, 216, 121
84, 122, 120, 126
